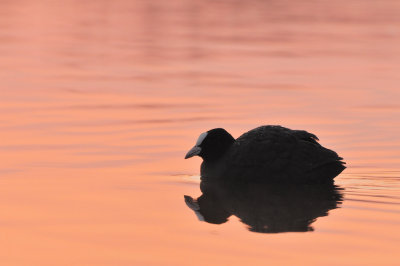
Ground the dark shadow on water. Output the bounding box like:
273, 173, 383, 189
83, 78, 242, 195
185, 179, 343, 233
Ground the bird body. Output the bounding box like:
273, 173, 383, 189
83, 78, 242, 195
185, 125, 345, 183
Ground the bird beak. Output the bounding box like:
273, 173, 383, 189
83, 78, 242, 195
185, 146, 201, 159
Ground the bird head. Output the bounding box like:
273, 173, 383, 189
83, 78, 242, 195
185, 128, 235, 162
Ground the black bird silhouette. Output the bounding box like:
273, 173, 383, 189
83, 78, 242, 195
185, 125, 345, 183
184, 180, 344, 233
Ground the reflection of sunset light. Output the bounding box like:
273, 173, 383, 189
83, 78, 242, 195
1, 0, 399, 265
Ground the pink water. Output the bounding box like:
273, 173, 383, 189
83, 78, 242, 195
0, 0, 399, 265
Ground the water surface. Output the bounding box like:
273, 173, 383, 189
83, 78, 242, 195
1, 0, 399, 265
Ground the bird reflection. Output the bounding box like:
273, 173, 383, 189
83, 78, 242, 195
185, 179, 343, 233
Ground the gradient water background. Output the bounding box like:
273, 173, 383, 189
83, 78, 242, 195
1, 0, 399, 265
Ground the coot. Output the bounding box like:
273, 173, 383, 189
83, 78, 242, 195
185, 125, 345, 183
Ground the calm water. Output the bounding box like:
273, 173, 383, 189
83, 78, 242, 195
1, 0, 400, 265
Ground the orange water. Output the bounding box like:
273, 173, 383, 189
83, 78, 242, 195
1, 0, 399, 265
